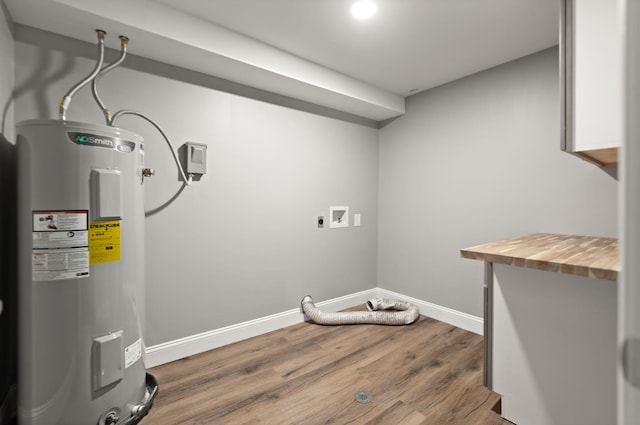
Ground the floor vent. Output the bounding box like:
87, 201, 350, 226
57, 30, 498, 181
354, 390, 372, 404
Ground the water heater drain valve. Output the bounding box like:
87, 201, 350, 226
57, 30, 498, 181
142, 167, 155, 178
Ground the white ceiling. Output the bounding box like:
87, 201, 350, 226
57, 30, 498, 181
4, 0, 559, 121
155, 0, 560, 96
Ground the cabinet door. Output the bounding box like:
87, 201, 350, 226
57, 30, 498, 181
561, 0, 622, 166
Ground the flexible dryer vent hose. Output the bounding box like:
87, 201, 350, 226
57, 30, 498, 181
301, 296, 419, 326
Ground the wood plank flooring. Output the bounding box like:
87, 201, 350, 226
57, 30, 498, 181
142, 311, 508, 425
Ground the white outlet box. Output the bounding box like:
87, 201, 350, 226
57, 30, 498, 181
330, 206, 349, 228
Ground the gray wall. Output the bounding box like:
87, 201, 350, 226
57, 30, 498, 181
13, 26, 379, 346
0, 2, 13, 140
378, 47, 618, 318
9, 25, 619, 346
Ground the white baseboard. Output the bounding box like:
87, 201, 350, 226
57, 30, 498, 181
376, 288, 483, 335
145, 288, 483, 368
144, 289, 377, 368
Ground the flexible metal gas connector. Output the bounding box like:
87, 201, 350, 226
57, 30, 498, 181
59, 29, 106, 121
93, 35, 129, 124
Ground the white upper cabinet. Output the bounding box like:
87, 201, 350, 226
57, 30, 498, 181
561, 0, 623, 166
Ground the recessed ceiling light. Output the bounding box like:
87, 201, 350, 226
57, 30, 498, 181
351, 0, 377, 20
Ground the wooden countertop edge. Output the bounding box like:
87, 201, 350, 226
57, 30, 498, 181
460, 248, 618, 282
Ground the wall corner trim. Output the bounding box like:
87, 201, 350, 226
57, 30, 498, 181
144, 288, 483, 368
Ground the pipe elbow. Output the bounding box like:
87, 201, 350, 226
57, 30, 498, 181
366, 297, 396, 311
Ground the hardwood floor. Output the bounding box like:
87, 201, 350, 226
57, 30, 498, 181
142, 311, 508, 425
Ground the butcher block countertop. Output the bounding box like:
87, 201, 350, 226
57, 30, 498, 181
461, 233, 618, 281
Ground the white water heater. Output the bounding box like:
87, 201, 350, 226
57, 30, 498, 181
17, 119, 157, 425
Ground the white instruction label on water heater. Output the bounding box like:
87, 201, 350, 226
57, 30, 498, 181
32, 211, 89, 281
124, 338, 142, 368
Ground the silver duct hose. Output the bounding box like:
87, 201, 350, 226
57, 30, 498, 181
301, 295, 419, 326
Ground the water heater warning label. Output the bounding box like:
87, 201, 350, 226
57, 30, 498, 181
32, 210, 89, 281
89, 221, 121, 264
125, 338, 142, 368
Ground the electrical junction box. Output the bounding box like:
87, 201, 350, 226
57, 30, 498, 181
92, 168, 123, 220
185, 142, 207, 175
92, 330, 124, 391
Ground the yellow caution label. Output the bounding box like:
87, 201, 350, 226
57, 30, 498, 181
89, 221, 121, 264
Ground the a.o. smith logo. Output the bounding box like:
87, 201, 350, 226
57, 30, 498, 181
74, 133, 114, 147
68, 132, 135, 153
